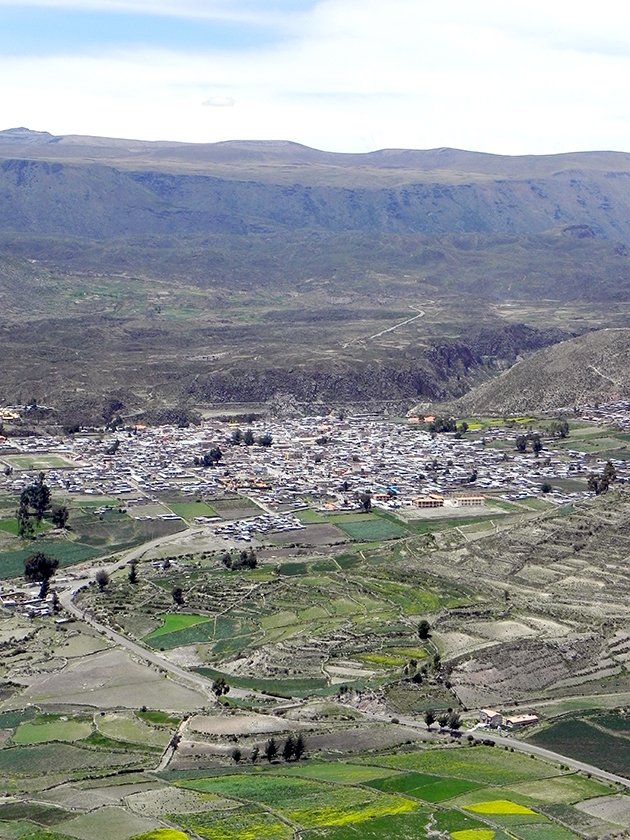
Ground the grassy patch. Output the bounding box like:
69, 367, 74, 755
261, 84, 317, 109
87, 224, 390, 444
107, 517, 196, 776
193, 667, 332, 697
295, 509, 327, 524
368, 771, 481, 802
0, 743, 144, 776
0, 542, 102, 579
144, 613, 214, 648
358, 746, 562, 785
172, 806, 291, 840
275, 762, 400, 784
507, 773, 612, 805
96, 713, 171, 748
337, 519, 408, 542
167, 501, 218, 520
11, 719, 92, 745
136, 710, 181, 727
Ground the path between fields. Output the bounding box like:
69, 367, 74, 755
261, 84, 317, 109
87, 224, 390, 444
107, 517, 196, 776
360, 711, 630, 788
57, 526, 262, 703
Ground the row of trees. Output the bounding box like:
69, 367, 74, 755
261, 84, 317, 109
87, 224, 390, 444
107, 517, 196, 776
424, 709, 461, 732
222, 549, 257, 571
515, 433, 543, 455
231, 429, 273, 447
233, 734, 306, 765
428, 417, 469, 435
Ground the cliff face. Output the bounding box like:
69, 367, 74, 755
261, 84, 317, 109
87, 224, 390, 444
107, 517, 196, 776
2, 157, 630, 241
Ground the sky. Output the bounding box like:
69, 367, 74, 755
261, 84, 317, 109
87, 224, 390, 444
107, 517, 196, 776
2, 0, 630, 154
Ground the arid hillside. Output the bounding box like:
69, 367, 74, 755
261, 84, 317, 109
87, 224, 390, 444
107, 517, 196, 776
452, 328, 630, 414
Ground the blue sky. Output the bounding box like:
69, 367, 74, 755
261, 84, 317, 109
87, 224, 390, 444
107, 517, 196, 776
2, 0, 630, 154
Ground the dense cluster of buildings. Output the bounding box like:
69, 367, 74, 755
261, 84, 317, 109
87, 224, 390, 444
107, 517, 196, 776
1, 406, 629, 515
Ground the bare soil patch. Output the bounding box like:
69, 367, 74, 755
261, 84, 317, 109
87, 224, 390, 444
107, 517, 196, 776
13, 648, 206, 711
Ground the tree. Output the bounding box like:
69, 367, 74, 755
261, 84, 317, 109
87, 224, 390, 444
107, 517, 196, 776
515, 435, 527, 453
294, 733, 306, 761
550, 418, 570, 438
128, 559, 138, 584
105, 439, 120, 456
359, 491, 372, 512
437, 713, 450, 730
264, 737, 278, 763
243, 429, 255, 446
16, 498, 34, 539
250, 745, 259, 764
417, 619, 431, 640
95, 569, 110, 591
230, 428, 243, 445
282, 734, 295, 762
17, 473, 52, 536
257, 432, 273, 447
603, 460, 617, 485
212, 677, 230, 698
51, 505, 69, 529
424, 710, 435, 731
541, 482, 552, 494
203, 446, 223, 467
231, 747, 242, 763
172, 586, 185, 606
447, 711, 461, 730
531, 434, 543, 456
24, 551, 58, 599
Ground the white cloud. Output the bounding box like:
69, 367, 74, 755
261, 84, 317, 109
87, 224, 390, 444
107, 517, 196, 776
3, 0, 630, 153
202, 95, 235, 107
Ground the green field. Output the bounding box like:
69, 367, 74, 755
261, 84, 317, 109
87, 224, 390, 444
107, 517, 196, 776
172, 806, 291, 840
12, 718, 92, 745
167, 501, 218, 520
145, 613, 212, 640
0, 541, 103, 579
2, 454, 77, 470
337, 518, 408, 541
527, 717, 630, 777
357, 746, 563, 786
95, 712, 171, 748
0, 518, 51, 536
193, 666, 332, 697
180, 774, 420, 829
368, 770, 482, 802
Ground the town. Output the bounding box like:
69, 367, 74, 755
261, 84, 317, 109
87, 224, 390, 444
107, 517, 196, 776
1, 404, 628, 526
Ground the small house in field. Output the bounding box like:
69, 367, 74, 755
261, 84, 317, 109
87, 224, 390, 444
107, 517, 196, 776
479, 708, 502, 727
504, 713, 539, 730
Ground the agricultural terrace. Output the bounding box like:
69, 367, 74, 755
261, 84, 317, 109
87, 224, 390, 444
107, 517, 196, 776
75, 538, 472, 701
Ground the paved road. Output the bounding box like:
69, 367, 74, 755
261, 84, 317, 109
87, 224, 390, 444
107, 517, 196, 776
58, 527, 218, 701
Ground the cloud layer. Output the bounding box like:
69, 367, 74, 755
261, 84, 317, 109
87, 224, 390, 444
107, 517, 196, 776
3, 0, 630, 153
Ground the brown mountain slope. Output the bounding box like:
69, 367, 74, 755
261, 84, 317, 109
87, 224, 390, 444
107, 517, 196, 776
451, 329, 630, 414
